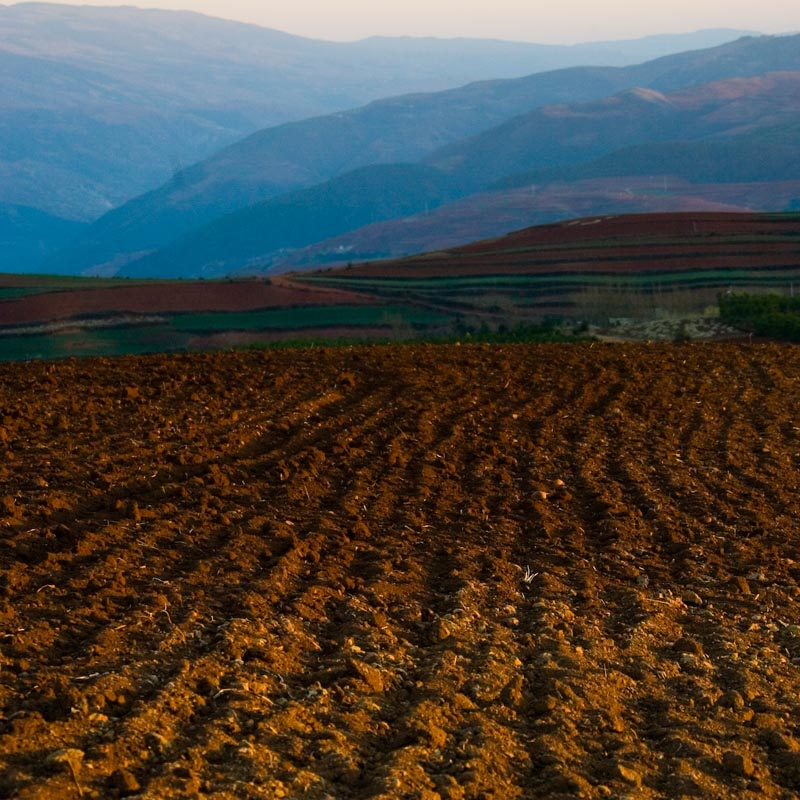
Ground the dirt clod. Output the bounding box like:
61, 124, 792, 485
109, 768, 141, 795
681, 589, 703, 605
718, 690, 746, 711
722, 751, 756, 778
614, 762, 643, 786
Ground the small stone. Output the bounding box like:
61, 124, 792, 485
351, 660, 384, 693
110, 768, 141, 795
433, 619, 453, 641
718, 690, 746, 711
722, 751, 755, 778
453, 692, 477, 711
501, 674, 525, 709
672, 636, 703, 655
613, 763, 642, 787
145, 731, 170, 755
732, 576, 752, 595
681, 589, 703, 606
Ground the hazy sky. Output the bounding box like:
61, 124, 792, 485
9, 0, 798, 42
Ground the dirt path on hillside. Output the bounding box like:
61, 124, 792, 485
3, 344, 800, 798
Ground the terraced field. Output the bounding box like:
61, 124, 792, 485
3, 212, 799, 360
0, 278, 406, 361
301, 212, 800, 320
3, 343, 800, 798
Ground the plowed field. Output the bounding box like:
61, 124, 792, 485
3, 343, 800, 799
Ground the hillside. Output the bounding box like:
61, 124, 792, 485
493, 120, 800, 189
428, 71, 800, 189
270, 178, 800, 271
295, 210, 800, 323
116, 165, 462, 279
0, 4, 747, 226
39, 68, 638, 276
46, 33, 800, 277
115, 69, 800, 279
0, 204, 87, 272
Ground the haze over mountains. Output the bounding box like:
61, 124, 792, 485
119, 68, 800, 278
0, 4, 748, 222
3, 4, 796, 279
429, 71, 800, 189
40, 30, 800, 279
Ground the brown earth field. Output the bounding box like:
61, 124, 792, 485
317, 212, 800, 279
5, 343, 800, 799
0, 279, 372, 327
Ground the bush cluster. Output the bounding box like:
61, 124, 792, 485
719, 292, 800, 341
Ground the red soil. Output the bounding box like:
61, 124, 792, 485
3, 344, 800, 798
329, 212, 800, 279
281, 180, 800, 271
0, 279, 373, 326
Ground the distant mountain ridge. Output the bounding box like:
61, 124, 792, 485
46, 34, 800, 280
427, 70, 800, 188
43, 32, 800, 277
119, 70, 800, 278
0, 2, 753, 224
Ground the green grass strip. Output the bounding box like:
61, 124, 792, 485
0, 287, 54, 300
301, 268, 800, 292
169, 305, 453, 332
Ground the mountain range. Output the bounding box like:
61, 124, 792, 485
39, 32, 800, 279
4, 7, 797, 281
0, 3, 749, 224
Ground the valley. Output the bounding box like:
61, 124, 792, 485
11, 30, 800, 279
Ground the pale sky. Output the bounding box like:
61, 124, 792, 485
8, 0, 799, 42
